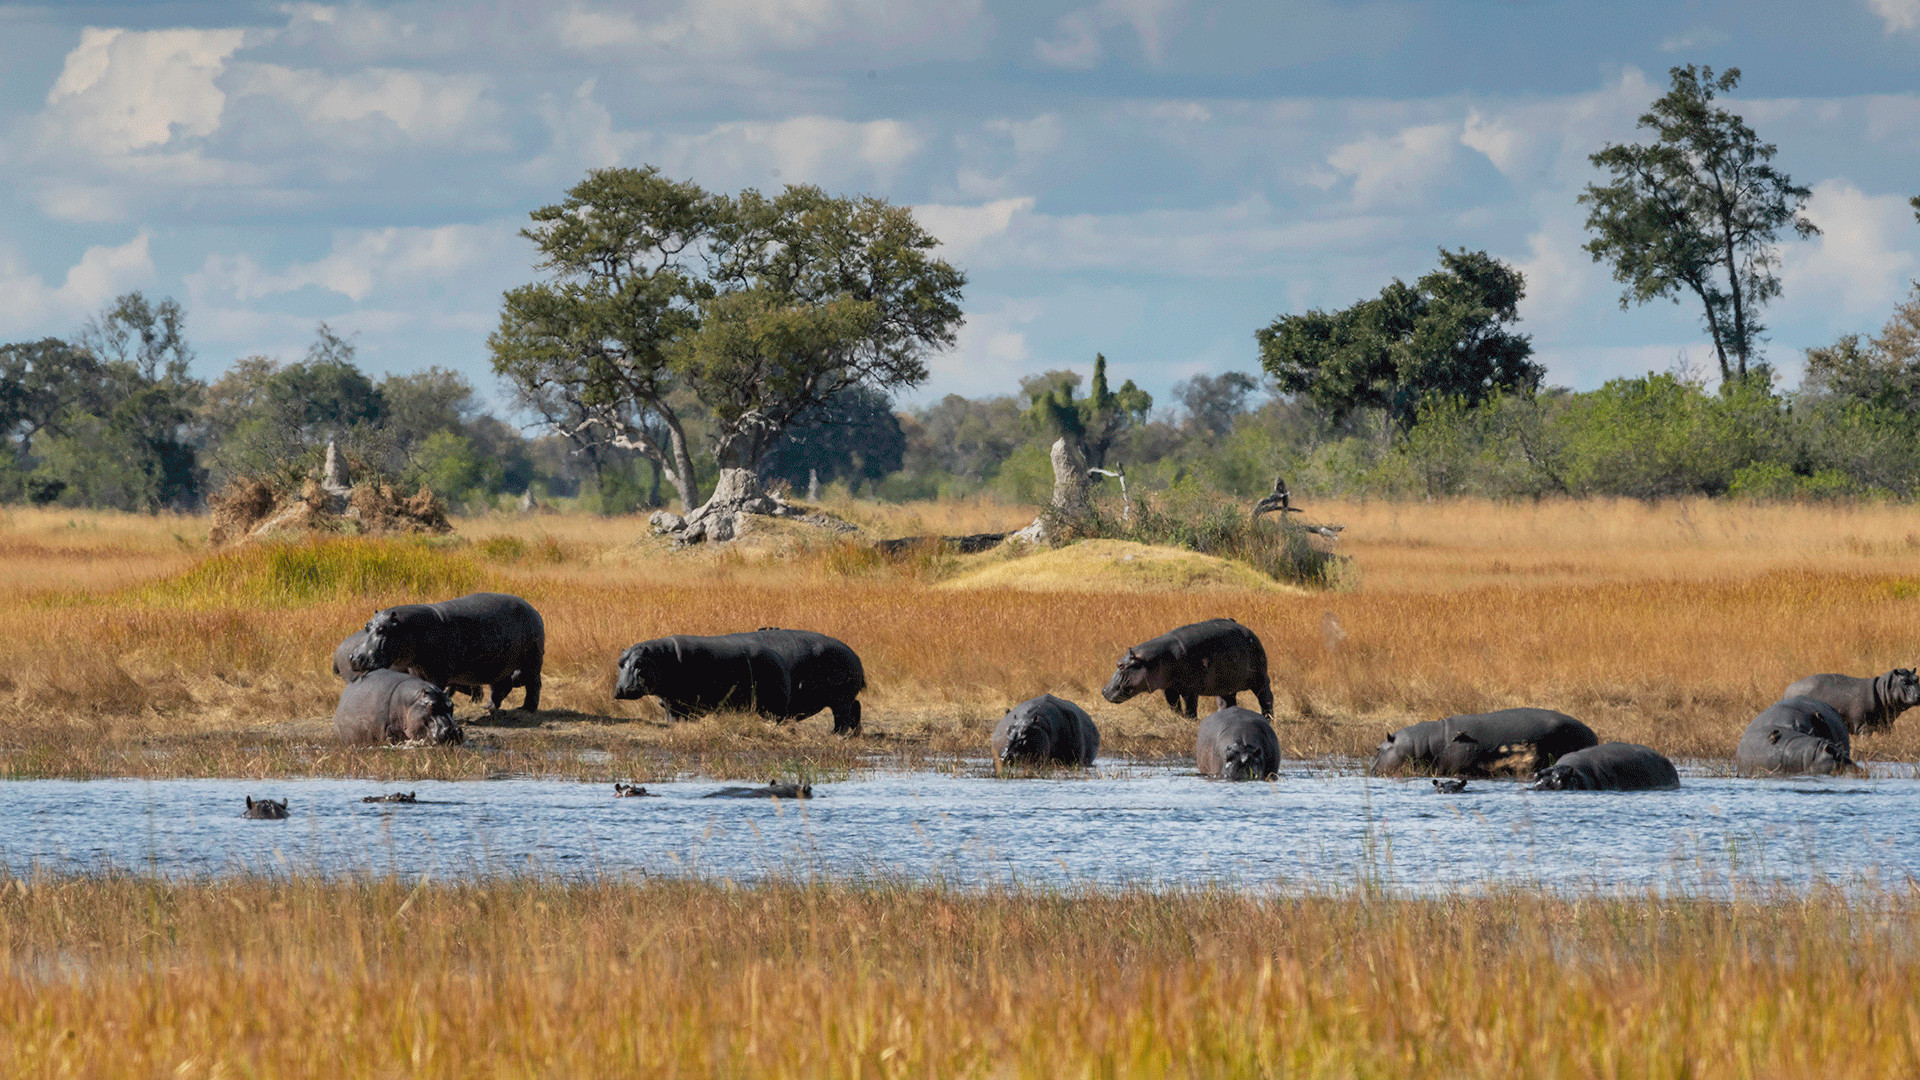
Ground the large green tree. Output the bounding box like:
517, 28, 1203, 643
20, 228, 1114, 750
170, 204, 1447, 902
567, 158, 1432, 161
1580, 65, 1820, 385
1256, 248, 1539, 430
49, 293, 204, 510
490, 166, 964, 512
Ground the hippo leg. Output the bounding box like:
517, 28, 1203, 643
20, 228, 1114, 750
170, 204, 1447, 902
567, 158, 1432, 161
1217, 693, 1238, 712
1253, 683, 1274, 718
831, 699, 861, 736
1181, 694, 1199, 719
521, 672, 541, 712
1163, 688, 1181, 712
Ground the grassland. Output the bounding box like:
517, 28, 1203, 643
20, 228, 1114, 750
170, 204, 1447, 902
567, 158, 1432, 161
5, 494, 1920, 778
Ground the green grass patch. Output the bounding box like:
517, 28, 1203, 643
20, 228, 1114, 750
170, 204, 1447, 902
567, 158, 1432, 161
140, 537, 481, 607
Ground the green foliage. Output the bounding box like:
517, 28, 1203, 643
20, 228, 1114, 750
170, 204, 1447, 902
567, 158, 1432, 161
1044, 485, 1351, 590
152, 538, 479, 607
1022, 354, 1152, 469
1257, 248, 1539, 430
1580, 65, 1820, 383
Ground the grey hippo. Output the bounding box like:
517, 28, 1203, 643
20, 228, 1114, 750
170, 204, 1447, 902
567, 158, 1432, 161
614, 628, 866, 735
1782, 668, 1920, 735
335, 628, 482, 701
1372, 708, 1598, 777
1195, 705, 1282, 781
1102, 618, 1274, 719
361, 792, 418, 804
702, 782, 812, 799
1736, 696, 1856, 776
242, 796, 289, 819
1530, 743, 1680, 791
333, 668, 464, 746
349, 592, 545, 711
992, 694, 1100, 767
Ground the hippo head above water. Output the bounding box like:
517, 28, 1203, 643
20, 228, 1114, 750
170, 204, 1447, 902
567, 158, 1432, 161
243, 796, 289, 819
997, 717, 1054, 764
1100, 649, 1151, 704
1218, 739, 1270, 781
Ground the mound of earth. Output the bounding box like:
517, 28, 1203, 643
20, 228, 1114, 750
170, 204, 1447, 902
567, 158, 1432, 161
207, 476, 451, 546
937, 539, 1305, 594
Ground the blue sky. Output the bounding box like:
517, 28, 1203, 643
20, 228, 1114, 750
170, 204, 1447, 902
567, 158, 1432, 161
2, 0, 1916, 415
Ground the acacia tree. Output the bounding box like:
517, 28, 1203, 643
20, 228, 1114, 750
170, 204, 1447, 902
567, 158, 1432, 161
1257, 248, 1539, 431
1580, 65, 1820, 385
490, 167, 965, 516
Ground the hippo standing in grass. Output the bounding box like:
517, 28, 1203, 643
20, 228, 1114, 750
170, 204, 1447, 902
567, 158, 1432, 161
334, 628, 481, 700
1530, 743, 1680, 791
1101, 618, 1273, 719
1195, 705, 1282, 781
1782, 668, 1920, 735
334, 669, 464, 746
992, 694, 1100, 767
1736, 697, 1856, 776
1372, 708, 1598, 777
349, 593, 544, 711
614, 628, 866, 735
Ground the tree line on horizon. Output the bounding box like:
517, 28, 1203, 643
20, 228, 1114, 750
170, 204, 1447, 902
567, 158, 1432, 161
4, 64, 1919, 517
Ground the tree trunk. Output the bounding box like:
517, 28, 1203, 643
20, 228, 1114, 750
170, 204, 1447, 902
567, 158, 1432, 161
662, 467, 792, 543
1010, 438, 1089, 546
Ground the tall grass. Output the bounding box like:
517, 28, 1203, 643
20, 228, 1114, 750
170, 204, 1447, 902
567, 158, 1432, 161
148, 536, 481, 607
3, 873, 1917, 1077
1047, 487, 1351, 589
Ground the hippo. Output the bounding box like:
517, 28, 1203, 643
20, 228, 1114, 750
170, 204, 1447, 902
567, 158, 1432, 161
992, 694, 1100, 767
335, 629, 482, 700
242, 796, 289, 819
1372, 708, 1598, 777
1736, 696, 1856, 776
613, 783, 656, 798
702, 782, 812, 799
1530, 743, 1680, 791
1102, 618, 1274, 719
1782, 668, 1920, 735
361, 792, 417, 804
333, 668, 464, 746
614, 628, 865, 734
1195, 705, 1282, 781
349, 592, 544, 711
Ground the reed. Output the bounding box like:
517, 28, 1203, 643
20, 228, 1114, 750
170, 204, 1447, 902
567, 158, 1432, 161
2, 872, 1916, 1077
4, 497, 1920, 778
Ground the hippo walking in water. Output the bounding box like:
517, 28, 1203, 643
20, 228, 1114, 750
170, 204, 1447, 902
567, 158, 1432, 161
703, 782, 812, 799
1195, 706, 1282, 781
1102, 618, 1273, 719
1372, 708, 1598, 777
1736, 697, 1856, 776
334, 669, 464, 746
1530, 743, 1680, 791
242, 797, 289, 819
992, 694, 1100, 767
614, 628, 866, 734
1782, 669, 1920, 735
349, 593, 544, 711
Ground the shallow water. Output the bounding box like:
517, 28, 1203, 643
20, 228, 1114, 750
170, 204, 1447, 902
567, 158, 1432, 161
5, 764, 1918, 894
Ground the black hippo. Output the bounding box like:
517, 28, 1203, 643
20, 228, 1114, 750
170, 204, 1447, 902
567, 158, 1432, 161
992, 694, 1100, 767
242, 796, 289, 819
1372, 708, 1598, 777
335, 628, 482, 700
613, 783, 656, 798
1530, 743, 1680, 791
1101, 618, 1273, 719
1782, 668, 1920, 735
613, 628, 866, 734
349, 592, 544, 711
361, 792, 417, 804
702, 782, 812, 799
1195, 705, 1281, 781
333, 668, 464, 746
1736, 696, 1856, 776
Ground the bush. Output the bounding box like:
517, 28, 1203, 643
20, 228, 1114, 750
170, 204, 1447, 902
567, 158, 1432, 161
1043, 485, 1351, 589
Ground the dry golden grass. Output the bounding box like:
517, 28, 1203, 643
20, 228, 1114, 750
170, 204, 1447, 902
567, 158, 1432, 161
5, 873, 1919, 1078
5, 496, 1920, 777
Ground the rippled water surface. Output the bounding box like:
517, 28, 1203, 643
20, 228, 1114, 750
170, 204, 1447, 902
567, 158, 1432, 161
6, 765, 1919, 893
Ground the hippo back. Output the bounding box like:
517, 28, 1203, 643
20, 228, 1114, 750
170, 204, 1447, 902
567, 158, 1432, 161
1196, 705, 1281, 780
1783, 670, 1920, 735
1434, 708, 1598, 776
333, 630, 368, 682
1372, 719, 1448, 774
1736, 697, 1853, 776
992, 694, 1100, 766
1531, 742, 1679, 791
615, 628, 865, 731
334, 668, 461, 746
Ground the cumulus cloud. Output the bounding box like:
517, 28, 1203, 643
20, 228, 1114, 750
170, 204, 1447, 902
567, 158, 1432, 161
1325, 122, 1458, 209
555, 0, 986, 57
229, 64, 491, 141
0, 231, 154, 335
187, 222, 524, 306
1870, 0, 1920, 33
1035, 0, 1182, 68
43, 27, 247, 155
658, 116, 926, 189
1780, 179, 1917, 318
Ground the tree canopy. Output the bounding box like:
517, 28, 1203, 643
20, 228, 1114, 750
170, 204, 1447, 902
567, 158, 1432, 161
489, 166, 965, 511
1023, 353, 1152, 470
1256, 248, 1539, 430
1580, 65, 1819, 385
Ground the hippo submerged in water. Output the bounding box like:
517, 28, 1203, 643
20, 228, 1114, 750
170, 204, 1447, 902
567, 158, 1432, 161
242, 796, 289, 819
1530, 743, 1680, 791
334, 669, 463, 746
703, 782, 812, 799
992, 694, 1100, 767
1372, 708, 1598, 777
614, 628, 866, 735
349, 593, 544, 711
1736, 697, 1856, 776
1102, 618, 1273, 719
1782, 668, 1920, 735
1195, 705, 1281, 781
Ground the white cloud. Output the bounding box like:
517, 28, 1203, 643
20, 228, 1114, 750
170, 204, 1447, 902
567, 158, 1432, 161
0, 231, 154, 334
188, 222, 522, 305
555, 0, 986, 56
1870, 0, 1920, 33
230, 64, 490, 140
1781, 179, 1917, 317
1658, 26, 1730, 52
1325, 122, 1458, 209
1035, 0, 1182, 69
662, 116, 926, 188
43, 27, 247, 154
911, 197, 1035, 260
922, 297, 1043, 398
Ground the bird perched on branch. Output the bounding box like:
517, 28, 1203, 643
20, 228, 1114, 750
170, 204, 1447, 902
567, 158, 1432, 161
1252, 476, 1303, 517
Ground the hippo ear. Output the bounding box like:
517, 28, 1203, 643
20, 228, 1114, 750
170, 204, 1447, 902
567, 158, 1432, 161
1383, 730, 1394, 743
1450, 731, 1479, 745
1768, 729, 1782, 744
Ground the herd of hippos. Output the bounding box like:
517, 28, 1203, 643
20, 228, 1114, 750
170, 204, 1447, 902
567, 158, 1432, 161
240, 590, 1914, 817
